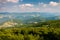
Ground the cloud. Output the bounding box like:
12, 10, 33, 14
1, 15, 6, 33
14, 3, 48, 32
38, 2, 48, 8
43, 4, 47, 7
0, 0, 7, 4
19, 4, 34, 8
0, 0, 19, 4
18, 4, 41, 12
0, 0, 6, 2
19, 4, 34, 10
0, 1, 60, 12
24, 4, 34, 7
7, 0, 19, 3
49, 1, 58, 6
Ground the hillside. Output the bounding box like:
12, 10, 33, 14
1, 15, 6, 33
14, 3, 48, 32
0, 12, 60, 24
0, 20, 60, 40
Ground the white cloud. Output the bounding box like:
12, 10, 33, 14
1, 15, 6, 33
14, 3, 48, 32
19, 4, 34, 10
20, 4, 24, 7
7, 0, 19, 3
0, 0, 7, 4
43, 4, 47, 7
19, 4, 34, 8
18, 4, 41, 12
49, 1, 58, 6
0, 1, 60, 12
25, 4, 34, 7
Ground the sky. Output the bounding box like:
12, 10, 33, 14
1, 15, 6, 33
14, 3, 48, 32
0, 0, 60, 12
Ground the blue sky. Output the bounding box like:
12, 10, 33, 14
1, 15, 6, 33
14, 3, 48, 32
19, 0, 59, 4
0, 0, 60, 12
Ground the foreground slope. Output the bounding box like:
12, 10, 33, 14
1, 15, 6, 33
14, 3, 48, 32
0, 20, 60, 40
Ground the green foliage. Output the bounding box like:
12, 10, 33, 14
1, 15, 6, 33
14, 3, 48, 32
0, 20, 60, 40
0, 27, 60, 40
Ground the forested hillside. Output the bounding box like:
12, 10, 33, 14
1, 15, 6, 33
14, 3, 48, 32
0, 20, 60, 40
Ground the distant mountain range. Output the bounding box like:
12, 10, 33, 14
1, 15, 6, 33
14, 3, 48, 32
0, 12, 60, 24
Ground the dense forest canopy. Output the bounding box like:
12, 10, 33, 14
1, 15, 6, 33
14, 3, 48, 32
0, 20, 60, 40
